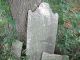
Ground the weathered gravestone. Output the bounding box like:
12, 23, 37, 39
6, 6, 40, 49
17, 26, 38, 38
11, 40, 23, 59
42, 52, 69, 60
9, 0, 43, 43
26, 2, 58, 60
9, 0, 42, 59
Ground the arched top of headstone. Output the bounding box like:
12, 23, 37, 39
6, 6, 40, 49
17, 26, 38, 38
29, 2, 58, 22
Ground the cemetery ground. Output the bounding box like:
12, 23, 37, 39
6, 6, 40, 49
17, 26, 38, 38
0, 0, 80, 60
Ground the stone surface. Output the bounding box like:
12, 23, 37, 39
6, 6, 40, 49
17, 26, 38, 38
9, 0, 43, 43
42, 52, 69, 60
26, 2, 58, 60
11, 40, 23, 58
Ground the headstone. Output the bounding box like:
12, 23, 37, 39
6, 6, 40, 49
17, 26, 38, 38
9, 0, 43, 43
26, 2, 58, 60
11, 40, 23, 58
42, 52, 69, 60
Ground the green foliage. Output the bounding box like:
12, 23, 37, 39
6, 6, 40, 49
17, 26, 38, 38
0, 0, 18, 60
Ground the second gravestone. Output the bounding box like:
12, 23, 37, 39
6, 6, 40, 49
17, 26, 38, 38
26, 2, 58, 60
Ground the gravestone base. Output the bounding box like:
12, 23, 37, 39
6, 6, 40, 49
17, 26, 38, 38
42, 52, 69, 60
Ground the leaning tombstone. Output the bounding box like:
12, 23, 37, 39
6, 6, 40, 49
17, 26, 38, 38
26, 2, 58, 60
9, 0, 43, 43
11, 40, 23, 59
42, 52, 69, 60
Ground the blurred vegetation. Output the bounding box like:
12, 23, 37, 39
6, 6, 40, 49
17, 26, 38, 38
0, 0, 27, 60
0, 0, 18, 60
45, 0, 80, 60
0, 0, 80, 60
